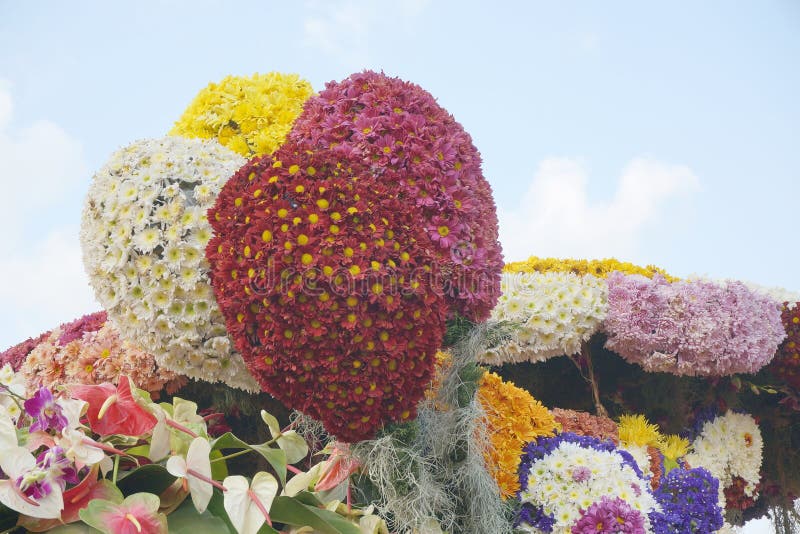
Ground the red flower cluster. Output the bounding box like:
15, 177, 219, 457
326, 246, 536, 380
724, 475, 760, 511
57, 311, 107, 346
0, 330, 50, 370
767, 303, 800, 391
207, 147, 448, 442
551, 408, 619, 443
287, 71, 502, 321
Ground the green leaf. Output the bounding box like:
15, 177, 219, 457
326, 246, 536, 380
0, 501, 19, 532
270, 496, 361, 534
206, 488, 236, 533
42, 523, 101, 533
211, 432, 251, 452
210, 449, 229, 480
116, 463, 177, 497
277, 430, 309, 464
167, 498, 233, 533
251, 443, 287, 485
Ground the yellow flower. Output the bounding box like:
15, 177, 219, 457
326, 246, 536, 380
503, 256, 677, 281
477, 372, 557, 498
171, 72, 314, 157
657, 434, 690, 461
618, 414, 662, 447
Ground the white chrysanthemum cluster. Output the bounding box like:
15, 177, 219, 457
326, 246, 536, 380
685, 411, 763, 505
519, 442, 659, 531
80, 136, 259, 391
481, 272, 607, 365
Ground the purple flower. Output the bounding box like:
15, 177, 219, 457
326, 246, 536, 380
571, 466, 592, 483
57, 311, 107, 346
36, 447, 79, 490
24, 387, 68, 433
604, 273, 786, 376
571, 496, 646, 533
649, 467, 723, 533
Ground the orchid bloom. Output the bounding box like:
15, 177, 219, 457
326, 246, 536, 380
79, 492, 168, 534
166, 437, 222, 513
24, 387, 68, 434
0, 446, 65, 518
54, 397, 106, 466
70, 376, 157, 437
223, 472, 279, 534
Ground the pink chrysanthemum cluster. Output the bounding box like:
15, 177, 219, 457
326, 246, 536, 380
18, 313, 186, 397
604, 273, 786, 376
287, 70, 503, 321
571, 496, 646, 534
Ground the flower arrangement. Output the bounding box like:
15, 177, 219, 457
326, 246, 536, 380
171, 72, 314, 157
604, 273, 786, 376
481, 271, 606, 365
516, 433, 659, 532
648, 467, 724, 533
80, 136, 260, 391
286, 70, 503, 321
476, 371, 557, 498
684, 410, 763, 509
504, 256, 677, 281
18, 313, 185, 398
207, 147, 448, 442
0, 364, 385, 533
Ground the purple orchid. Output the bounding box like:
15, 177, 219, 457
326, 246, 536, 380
24, 387, 68, 433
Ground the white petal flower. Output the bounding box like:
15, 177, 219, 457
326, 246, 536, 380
81, 136, 258, 391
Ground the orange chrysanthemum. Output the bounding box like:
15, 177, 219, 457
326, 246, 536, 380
477, 372, 557, 498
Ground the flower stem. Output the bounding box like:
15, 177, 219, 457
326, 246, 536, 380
210, 448, 253, 463
581, 343, 608, 417
186, 468, 227, 492
166, 418, 199, 438
112, 454, 120, 485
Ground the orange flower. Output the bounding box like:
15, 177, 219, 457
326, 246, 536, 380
477, 372, 557, 498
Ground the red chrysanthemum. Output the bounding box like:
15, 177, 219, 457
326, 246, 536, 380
207, 148, 448, 442
0, 330, 50, 371
767, 303, 800, 391
286, 70, 502, 321
57, 311, 107, 346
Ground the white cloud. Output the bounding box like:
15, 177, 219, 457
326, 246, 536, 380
498, 157, 700, 262
0, 83, 97, 349
0, 226, 98, 348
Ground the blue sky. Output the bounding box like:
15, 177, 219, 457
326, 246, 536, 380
1, 1, 797, 529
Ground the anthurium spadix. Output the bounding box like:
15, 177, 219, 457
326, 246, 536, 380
223, 472, 279, 534
166, 436, 222, 513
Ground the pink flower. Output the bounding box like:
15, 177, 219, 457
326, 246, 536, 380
79, 492, 167, 534
70, 376, 157, 437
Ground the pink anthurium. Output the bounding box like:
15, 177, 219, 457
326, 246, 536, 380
223, 472, 279, 534
70, 376, 157, 437
166, 437, 223, 513
79, 492, 167, 534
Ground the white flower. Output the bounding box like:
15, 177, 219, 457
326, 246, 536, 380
481, 272, 608, 365
81, 136, 258, 391
685, 411, 763, 506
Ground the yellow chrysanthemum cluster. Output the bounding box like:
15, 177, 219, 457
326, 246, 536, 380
504, 256, 677, 281
658, 434, 690, 462
617, 414, 664, 475
477, 372, 557, 498
171, 72, 314, 157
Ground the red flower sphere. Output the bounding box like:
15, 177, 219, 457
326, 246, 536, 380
287, 71, 502, 321
207, 147, 448, 441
